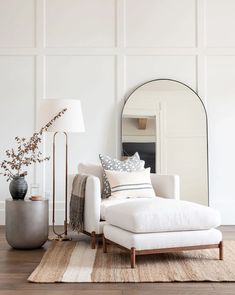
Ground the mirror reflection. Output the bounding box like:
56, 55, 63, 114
122, 79, 208, 206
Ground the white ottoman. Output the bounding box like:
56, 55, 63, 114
103, 198, 223, 268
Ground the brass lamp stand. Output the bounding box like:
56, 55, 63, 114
52, 132, 71, 241
38, 99, 85, 242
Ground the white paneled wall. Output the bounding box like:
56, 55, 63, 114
0, 0, 35, 47
0, 0, 235, 224
46, 0, 116, 47
125, 0, 196, 47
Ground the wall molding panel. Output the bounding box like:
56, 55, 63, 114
0, 0, 234, 224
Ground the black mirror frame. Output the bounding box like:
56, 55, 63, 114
121, 78, 209, 206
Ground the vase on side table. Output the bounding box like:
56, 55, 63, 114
9, 176, 28, 200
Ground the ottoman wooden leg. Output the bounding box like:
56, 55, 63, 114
131, 247, 136, 268
219, 241, 223, 260
103, 235, 107, 253
91, 231, 96, 249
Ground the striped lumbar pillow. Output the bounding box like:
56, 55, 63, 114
99, 153, 145, 199
105, 168, 156, 199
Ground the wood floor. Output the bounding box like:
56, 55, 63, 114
0, 226, 235, 295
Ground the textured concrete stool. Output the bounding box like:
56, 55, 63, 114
5, 198, 48, 249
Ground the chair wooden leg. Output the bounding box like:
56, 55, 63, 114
219, 241, 223, 260
130, 247, 136, 268
103, 235, 107, 253
91, 231, 96, 249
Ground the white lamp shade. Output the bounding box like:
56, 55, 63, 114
38, 99, 85, 133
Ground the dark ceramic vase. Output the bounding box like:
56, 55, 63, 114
9, 176, 28, 200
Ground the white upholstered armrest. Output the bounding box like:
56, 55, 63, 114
84, 176, 101, 233
150, 174, 180, 200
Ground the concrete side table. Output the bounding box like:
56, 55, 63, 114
5, 198, 49, 249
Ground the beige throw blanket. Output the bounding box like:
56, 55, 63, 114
70, 174, 88, 232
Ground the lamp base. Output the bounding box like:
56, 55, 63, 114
49, 235, 72, 242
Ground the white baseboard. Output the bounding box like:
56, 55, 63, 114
210, 200, 235, 225
0, 201, 4, 225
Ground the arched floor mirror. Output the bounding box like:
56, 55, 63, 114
121, 79, 209, 206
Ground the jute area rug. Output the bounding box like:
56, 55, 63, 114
28, 238, 235, 283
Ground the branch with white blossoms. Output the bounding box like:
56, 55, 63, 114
0, 108, 67, 181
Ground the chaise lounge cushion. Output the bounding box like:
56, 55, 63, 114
105, 198, 221, 233
101, 198, 136, 220
104, 225, 222, 250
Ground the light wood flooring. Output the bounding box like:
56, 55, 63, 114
0, 226, 235, 295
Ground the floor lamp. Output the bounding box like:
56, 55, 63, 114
38, 99, 85, 241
